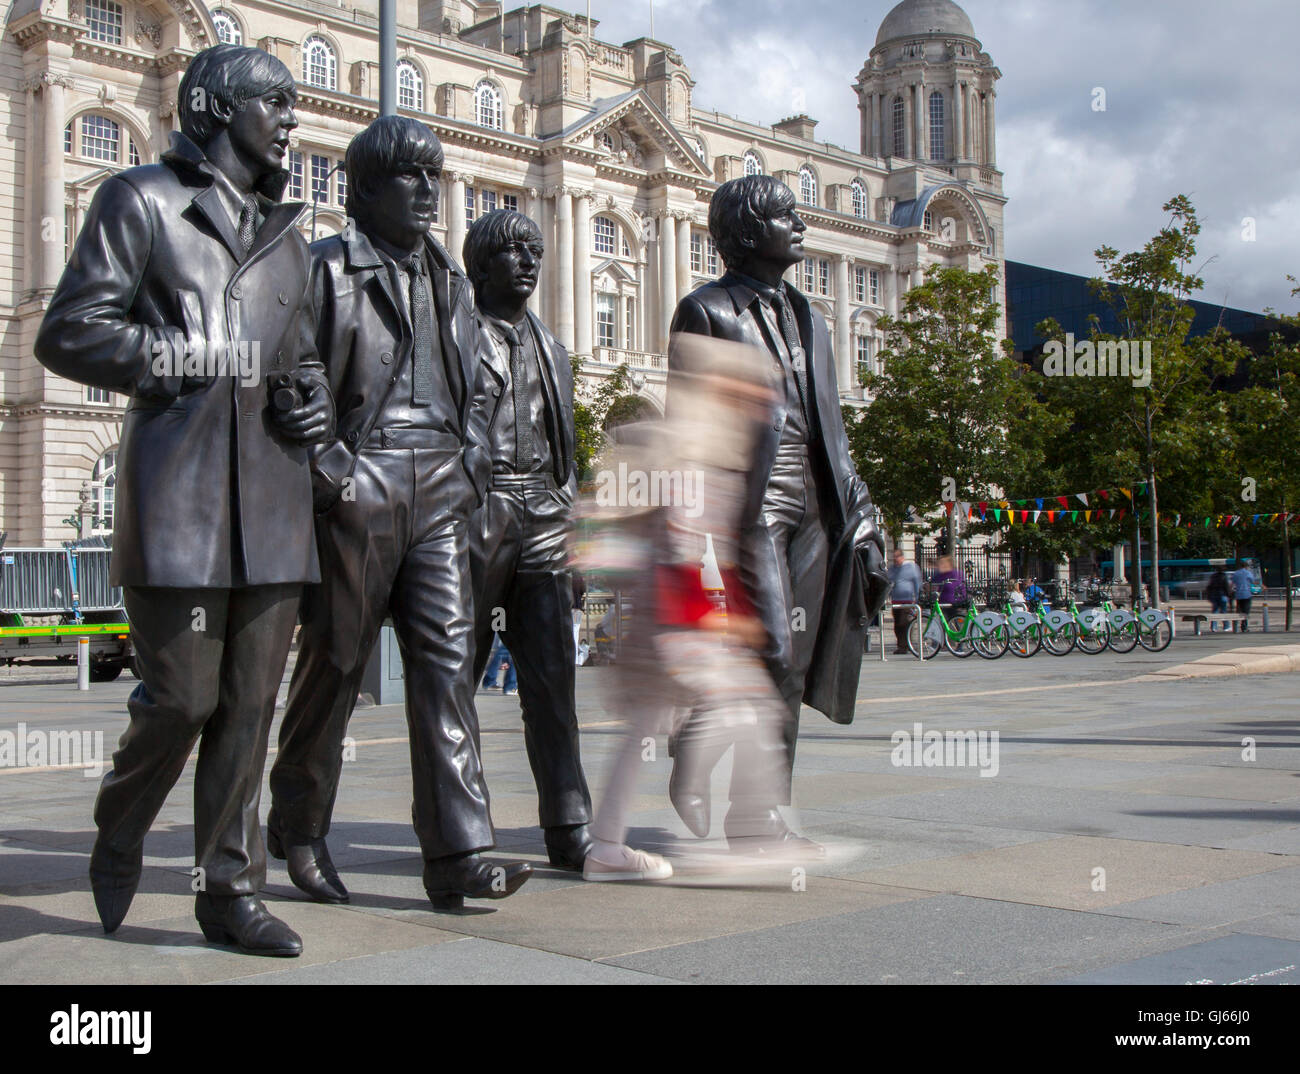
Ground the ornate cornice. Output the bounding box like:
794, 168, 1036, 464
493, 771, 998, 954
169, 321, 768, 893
10, 15, 85, 49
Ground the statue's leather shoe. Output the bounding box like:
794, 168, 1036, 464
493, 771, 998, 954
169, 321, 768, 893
724, 808, 826, 861
669, 759, 711, 838
423, 852, 532, 911
195, 893, 302, 957
267, 825, 349, 904
89, 836, 143, 934
544, 824, 593, 870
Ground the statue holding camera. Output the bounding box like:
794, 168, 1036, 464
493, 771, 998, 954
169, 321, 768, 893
35, 44, 334, 956
266, 117, 532, 913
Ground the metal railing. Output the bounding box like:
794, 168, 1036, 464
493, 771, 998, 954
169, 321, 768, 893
0, 546, 122, 616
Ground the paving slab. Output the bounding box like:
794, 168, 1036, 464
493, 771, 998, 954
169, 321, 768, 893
603, 895, 1203, 984
1061, 933, 1300, 984
848, 835, 1296, 910
231, 936, 679, 985
0, 896, 462, 984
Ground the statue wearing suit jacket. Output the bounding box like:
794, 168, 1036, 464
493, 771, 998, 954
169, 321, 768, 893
34, 45, 335, 956
267, 117, 531, 912
463, 210, 594, 871
668, 175, 889, 856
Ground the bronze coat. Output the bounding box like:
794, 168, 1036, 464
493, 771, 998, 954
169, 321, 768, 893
305, 227, 489, 507
469, 309, 577, 497
669, 271, 876, 724
35, 133, 325, 589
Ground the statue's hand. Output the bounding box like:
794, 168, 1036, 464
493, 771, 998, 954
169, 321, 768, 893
274, 375, 334, 444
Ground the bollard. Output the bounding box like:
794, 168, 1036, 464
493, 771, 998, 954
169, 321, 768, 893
1262, 602, 1269, 633
77, 636, 90, 691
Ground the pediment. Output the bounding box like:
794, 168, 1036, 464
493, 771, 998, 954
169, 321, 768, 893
559, 91, 711, 177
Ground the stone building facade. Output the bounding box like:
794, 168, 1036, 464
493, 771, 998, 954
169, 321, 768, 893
0, 0, 1003, 545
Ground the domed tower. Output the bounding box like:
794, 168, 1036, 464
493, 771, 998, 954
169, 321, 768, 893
855, 0, 1001, 182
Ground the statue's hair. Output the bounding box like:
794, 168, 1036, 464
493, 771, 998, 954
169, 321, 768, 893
463, 209, 544, 296
345, 115, 445, 216
178, 45, 296, 146
709, 175, 798, 271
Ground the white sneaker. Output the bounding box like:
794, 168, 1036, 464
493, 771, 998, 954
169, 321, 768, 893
582, 844, 673, 882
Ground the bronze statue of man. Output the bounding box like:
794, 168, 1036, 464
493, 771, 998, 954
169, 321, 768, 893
668, 175, 888, 856
35, 44, 334, 956
463, 209, 594, 870
267, 116, 531, 912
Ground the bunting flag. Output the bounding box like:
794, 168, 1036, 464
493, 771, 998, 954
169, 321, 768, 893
1076, 493, 1089, 507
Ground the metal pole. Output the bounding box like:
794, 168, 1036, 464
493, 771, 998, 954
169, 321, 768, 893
379, 0, 396, 116
650, 0, 654, 39
77, 636, 90, 691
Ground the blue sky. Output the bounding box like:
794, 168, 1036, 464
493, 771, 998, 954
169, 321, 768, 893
579, 0, 1300, 317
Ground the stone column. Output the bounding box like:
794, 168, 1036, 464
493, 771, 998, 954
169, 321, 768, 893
675, 210, 693, 305
554, 188, 575, 350
835, 254, 852, 392
657, 211, 676, 352
902, 87, 913, 159
954, 81, 964, 159
525, 187, 542, 316
985, 90, 997, 166
867, 93, 877, 157
572, 190, 592, 357
39, 74, 68, 292
447, 173, 469, 276
914, 83, 925, 162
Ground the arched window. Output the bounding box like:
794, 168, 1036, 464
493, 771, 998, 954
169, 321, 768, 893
929, 91, 946, 160
303, 36, 337, 90
211, 10, 242, 45
475, 81, 503, 130
743, 150, 762, 177
798, 166, 817, 207
892, 96, 905, 157
593, 215, 617, 256
850, 179, 868, 219
65, 114, 141, 165
92, 448, 117, 533
396, 60, 424, 112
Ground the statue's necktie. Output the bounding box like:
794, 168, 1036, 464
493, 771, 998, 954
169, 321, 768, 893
771, 287, 809, 418
237, 194, 258, 256
404, 253, 434, 406
501, 324, 532, 472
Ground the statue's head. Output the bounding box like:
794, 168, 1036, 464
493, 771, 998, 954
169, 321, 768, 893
344, 115, 444, 252
709, 175, 807, 277
463, 209, 544, 311
178, 44, 297, 175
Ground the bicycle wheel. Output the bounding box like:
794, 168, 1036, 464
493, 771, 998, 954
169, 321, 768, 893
1137, 618, 1173, 652
944, 613, 976, 658
1106, 621, 1139, 653
972, 623, 1010, 659
1042, 621, 1077, 655
1008, 622, 1042, 658
907, 614, 941, 659
1074, 622, 1108, 654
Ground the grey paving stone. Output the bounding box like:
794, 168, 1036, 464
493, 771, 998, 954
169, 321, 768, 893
1091, 865, 1300, 929
603, 895, 1202, 984
230, 936, 680, 985
1060, 933, 1300, 984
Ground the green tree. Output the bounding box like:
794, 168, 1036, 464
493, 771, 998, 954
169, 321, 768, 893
1030, 195, 1240, 603
572, 359, 636, 480
1229, 278, 1300, 627
845, 264, 1047, 556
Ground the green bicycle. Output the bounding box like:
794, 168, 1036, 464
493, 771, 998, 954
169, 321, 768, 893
906, 595, 1009, 660
1029, 598, 1078, 656
1065, 596, 1110, 655
1002, 601, 1044, 657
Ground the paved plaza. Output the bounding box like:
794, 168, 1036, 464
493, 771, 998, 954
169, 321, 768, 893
2, 630, 1299, 985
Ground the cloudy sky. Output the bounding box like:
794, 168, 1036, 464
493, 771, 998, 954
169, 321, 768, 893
580, 0, 1300, 316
